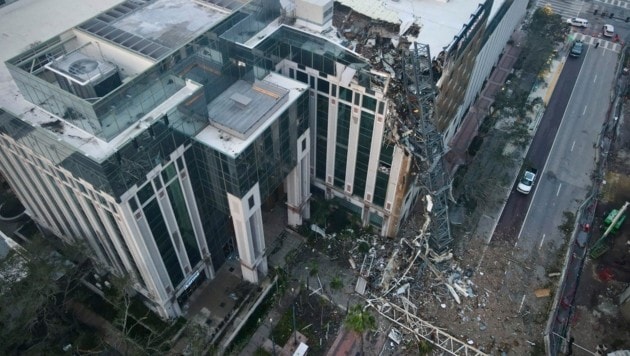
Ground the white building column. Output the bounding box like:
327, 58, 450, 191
287, 130, 311, 226
227, 183, 267, 284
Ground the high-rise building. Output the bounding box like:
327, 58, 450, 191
0, 0, 526, 317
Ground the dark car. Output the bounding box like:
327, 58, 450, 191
570, 40, 583, 57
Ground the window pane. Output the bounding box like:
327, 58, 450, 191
362, 96, 376, 111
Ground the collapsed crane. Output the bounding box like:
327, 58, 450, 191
363, 43, 486, 356
400, 42, 452, 253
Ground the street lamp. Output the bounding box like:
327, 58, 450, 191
291, 288, 297, 346
270, 318, 277, 356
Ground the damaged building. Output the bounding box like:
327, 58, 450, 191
0, 0, 525, 318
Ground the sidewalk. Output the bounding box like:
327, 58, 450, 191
446, 30, 526, 172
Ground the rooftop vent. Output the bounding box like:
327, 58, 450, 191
230, 93, 252, 107
68, 59, 99, 76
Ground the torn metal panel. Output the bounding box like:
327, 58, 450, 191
355, 276, 367, 295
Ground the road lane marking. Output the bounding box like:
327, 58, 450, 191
518, 294, 526, 313
593, 74, 597, 83
539, 233, 546, 249
556, 183, 562, 196
582, 105, 588, 115
514, 49, 582, 260
571, 140, 576, 152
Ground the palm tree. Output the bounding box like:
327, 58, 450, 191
344, 304, 376, 355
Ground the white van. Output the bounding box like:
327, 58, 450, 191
567, 18, 589, 28
603, 24, 614, 37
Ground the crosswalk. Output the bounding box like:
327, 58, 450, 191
537, 0, 585, 19
571, 33, 623, 52
595, 0, 630, 10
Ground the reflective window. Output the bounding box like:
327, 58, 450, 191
296, 70, 308, 84
161, 162, 177, 183
334, 103, 351, 188
166, 179, 201, 267
144, 199, 183, 286
353, 111, 374, 197
137, 183, 154, 204
317, 78, 329, 94
315, 94, 328, 180
339, 87, 352, 102
373, 144, 393, 207
362, 96, 377, 112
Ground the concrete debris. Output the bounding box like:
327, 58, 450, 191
310, 224, 326, 238
617, 285, 630, 305
395, 283, 410, 295
446, 283, 461, 304
429, 250, 453, 263
388, 328, 402, 344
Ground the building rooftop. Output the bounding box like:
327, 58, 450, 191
0, 0, 125, 159
0, 0, 235, 162
208, 80, 290, 139
0, 0, 506, 165
195, 72, 308, 158
336, 0, 506, 56
77, 0, 233, 60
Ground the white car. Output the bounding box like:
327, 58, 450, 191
516, 168, 537, 195
567, 17, 589, 28
603, 24, 614, 37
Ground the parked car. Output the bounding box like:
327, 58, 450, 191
567, 17, 589, 27
570, 40, 584, 57
603, 24, 614, 37
516, 168, 538, 194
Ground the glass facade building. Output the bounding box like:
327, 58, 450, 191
2, 0, 524, 317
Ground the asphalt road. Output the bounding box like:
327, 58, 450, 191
517, 44, 618, 261
494, 48, 585, 243
489, 38, 620, 325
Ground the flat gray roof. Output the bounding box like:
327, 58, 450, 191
78, 0, 231, 60
196, 73, 308, 158
208, 79, 290, 140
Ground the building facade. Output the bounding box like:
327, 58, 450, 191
447, 0, 528, 151
0, 0, 526, 318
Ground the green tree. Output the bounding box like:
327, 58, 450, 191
344, 304, 376, 355
0, 238, 101, 354
330, 275, 343, 290
519, 7, 567, 77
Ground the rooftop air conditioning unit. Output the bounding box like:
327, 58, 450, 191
45, 52, 122, 100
